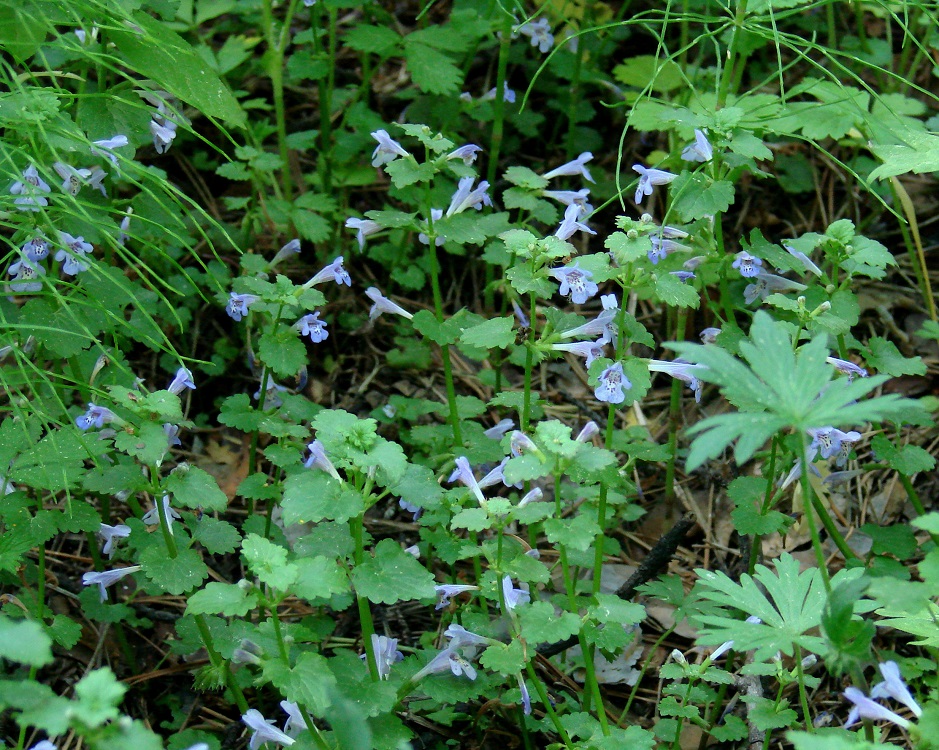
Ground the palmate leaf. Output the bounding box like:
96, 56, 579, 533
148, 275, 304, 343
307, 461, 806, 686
672, 311, 925, 470
691, 553, 865, 661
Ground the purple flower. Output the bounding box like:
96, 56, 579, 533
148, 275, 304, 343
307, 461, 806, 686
150, 118, 178, 154
632, 164, 676, 204
542, 188, 593, 216
418, 208, 445, 246
118, 209, 133, 246
709, 616, 762, 660
365, 287, 413, 321
307, 256, 351, 287
576, 421, 600, 442
370, 129, 409, 167
699, 327, 721, 344
518, 487, 543, 506
783, 242, 822, 276
53, 162, 106, 196
595, 362, 630, 404
518, 17, 554, 53
164, 423, 181, 448
870, 661, 922, 718
91, 135, 129, 167
447, 144, 483, 165
501, 575, 530, 610
399, 498, 421, 520
509, 430, 541, 459
670, 271, 696, 283
22, 235, 50, 262
10, 165, 51, 211
648, 235, 690, 264
807, 427, 862, 466
242, 709, 296, 749
76, 403, 117, 431
270, 239, 301, 267
7, 258, 46, 293
483, 418, 515, 440
304, 439, 341, 480
167, 367, 195, 395
55, 232, 94, 275
482, 83, 516, 103
345, 217, 381, 250
368, 633, 404, 679
732, 251, 763, 278
647, 358, 706, 403
443, 623, 491, 648
549, 263, 599, 304
448, 456, 487, 504
827, 356, 868, 380
280, 701, 307, 737
446, 176, 492, 217
296, 312, 328, 343
545, 152, 594, 183
434, 584, 479, 610
743, 272, 807, 305
681, 129, 713, 163
226, 292, 260, 321
142, 495, 181, 535
413, 647, 477, 681
512, 300, 529, 327
97, 523, 131, 558
555, 202, 596, 241
82, 565, 141, 602
844, 687, 911, 730
517, 674, 532, 715
552, 339, 606, 368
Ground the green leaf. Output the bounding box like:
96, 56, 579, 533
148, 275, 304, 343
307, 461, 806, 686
479, 640, 526, 675
141, 547, 208, 595
0, 1, 48, 62
728, 476, 791, 536
459, 316, 515, 350
403, 42, 462, 95
587, 595, 646, 625
74, 668, 126, 727
110, 12, 245, 126
412, 309, 462, 345
518, 601, 581, 644
605, 232, 651, 265
504, 166, 548, 190
544, 514, 601, 552
293, 557, 350, 600
186, 582, 258, 617
670, 173, 735, 221
259, 323, 307, 377
870, 435, 935, 475
263, 652, 336, 714
692, 553, 865, 660
193, 516, 241, 554
343, 24, 401, 56
218, 393, 264, 431
113, 421, 174, 466
242, 534, 297, 591
12, 428, 86, 492
613, 55, 684, 93
655, 272, 699, 308
869, 129, 939, 179
351, 539, 436, 604
167, 465, 227, 512
865, 337, 926, 376
0, 615, 53, 666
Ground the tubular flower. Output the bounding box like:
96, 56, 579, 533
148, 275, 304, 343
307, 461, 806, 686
167, 367, 195, 395
91, 135, 129, 167
647, 359, 706, 403
82, 565, 142, 602
632, 164, 676, 205
76, 403, 117, 431
732, 251, 763, 278
296, 312, 328, 343
501, 575, 531, 610
483, 418, 515, 440
542, 188, 592, 216
370, 129, 409, 167
595, 362, 630, 404
699, 327, 721, 344
22, 235, 50, 262
97, 523, 131, 558
826, 356, 868, 380
549, 263, 599, 304
681, 129, 713, 162
226, 292, 260, 321
555, 202, 596, 241
434, 584, 479, 610
270, 239, 301, 267
365, 287, 413, 321
10, 164, 51, 211
843, 687, 911, 730
55, 232, 94, 275
481, 83, 515, 103
304, 439, 341, 480
418, 208, 445, 246
307, 256, 351, 287
448, 456, 487, 504
552, 339, 606, 368
518, 17, 554, 53
368, 634, 404, 679
544, 151, 594, 183
142, 495, 182, 535
345, 217, 381, 251
446, 176, 492, 217
744, 272, 807, 305
446, 144, 482, 165
783, 242, 823, 276
7, 258, 46, 293
241, 709, 296, 749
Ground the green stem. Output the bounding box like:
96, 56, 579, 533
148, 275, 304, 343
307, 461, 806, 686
524, 661, 575, 748
425, 210, 463, 448
749, 437, 779, 575
352, 513, 379, 680
663, 308, 688, 520
794, 645, 814, 731
521, 291, 537, 432
261, 0, 293, 201
798, 433, 831, 592
716, 0, 750, 108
